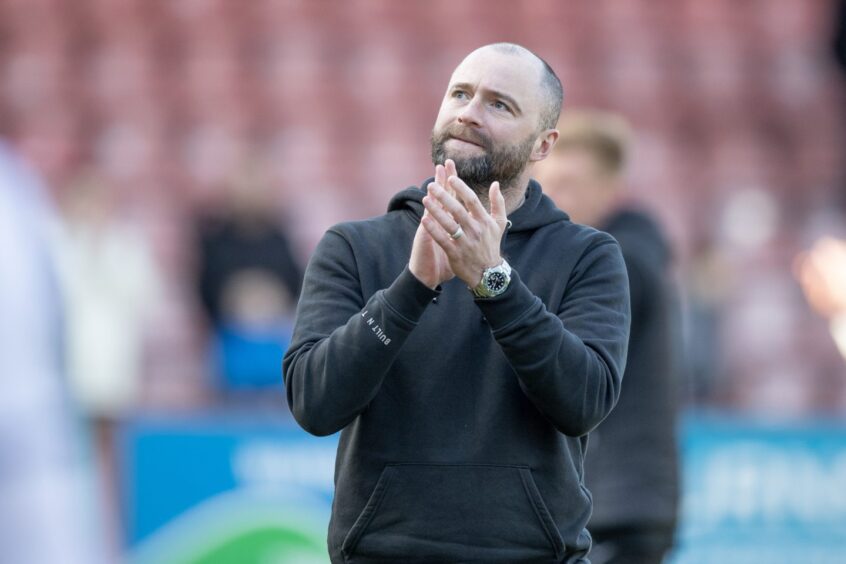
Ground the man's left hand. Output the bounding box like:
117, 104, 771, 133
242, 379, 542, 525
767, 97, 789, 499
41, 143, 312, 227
421, 162, 508, 288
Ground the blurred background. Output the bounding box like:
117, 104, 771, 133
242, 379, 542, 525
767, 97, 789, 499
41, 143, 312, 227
1, 0, 845, 563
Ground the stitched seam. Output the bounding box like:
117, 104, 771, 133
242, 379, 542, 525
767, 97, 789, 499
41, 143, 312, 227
519, 469, 566, 559
341, 468, 396, 558
489, 298, 540, 336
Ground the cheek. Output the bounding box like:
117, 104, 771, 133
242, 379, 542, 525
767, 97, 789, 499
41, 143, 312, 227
432, 118, 451, 140
433, 100, 457, 128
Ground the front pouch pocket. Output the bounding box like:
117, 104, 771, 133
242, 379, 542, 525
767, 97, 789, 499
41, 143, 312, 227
341, 463, 566, 562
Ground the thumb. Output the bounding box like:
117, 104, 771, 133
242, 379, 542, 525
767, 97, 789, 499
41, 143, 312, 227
489, 182, 507, 228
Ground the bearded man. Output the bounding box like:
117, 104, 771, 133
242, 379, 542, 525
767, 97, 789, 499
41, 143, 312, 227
283, 43, 631, 564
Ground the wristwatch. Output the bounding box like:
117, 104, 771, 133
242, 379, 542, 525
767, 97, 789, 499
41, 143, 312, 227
471, 259, 512, 298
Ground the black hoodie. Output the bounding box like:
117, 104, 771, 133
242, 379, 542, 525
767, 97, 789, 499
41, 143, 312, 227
283, 179, 631, 563
585, 208, 680, 531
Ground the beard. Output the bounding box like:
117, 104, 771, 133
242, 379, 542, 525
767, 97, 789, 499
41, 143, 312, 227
430, 124, 536, 196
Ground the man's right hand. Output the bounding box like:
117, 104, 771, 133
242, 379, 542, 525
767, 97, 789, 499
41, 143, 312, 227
410, 163, 456, 289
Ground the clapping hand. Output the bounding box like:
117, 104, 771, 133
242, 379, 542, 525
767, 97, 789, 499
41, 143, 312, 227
409, 162, 456, 289
420, 159, 508, 288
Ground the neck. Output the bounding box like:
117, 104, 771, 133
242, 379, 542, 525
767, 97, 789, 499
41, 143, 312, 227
474, 170, 532, 215
473, 182, 526, 215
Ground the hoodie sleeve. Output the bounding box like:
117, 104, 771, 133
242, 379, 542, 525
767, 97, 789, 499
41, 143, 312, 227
475, 238, 631, 437
282, 228, 438, 436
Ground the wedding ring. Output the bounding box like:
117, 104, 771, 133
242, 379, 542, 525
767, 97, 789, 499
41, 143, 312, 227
450, 226, 464, 240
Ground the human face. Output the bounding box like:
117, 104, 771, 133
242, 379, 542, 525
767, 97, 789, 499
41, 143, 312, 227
534, 147, 617, 226
430, 125, 536, 196
430, 49, 547, 193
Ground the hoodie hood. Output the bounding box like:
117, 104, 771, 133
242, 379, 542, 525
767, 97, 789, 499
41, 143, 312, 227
388, 177, 570, 234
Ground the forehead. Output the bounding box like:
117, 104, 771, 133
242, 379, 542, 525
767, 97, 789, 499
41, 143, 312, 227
448, 49, 543, 109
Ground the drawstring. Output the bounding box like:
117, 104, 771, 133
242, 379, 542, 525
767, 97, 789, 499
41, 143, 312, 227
500, 219, 513, 251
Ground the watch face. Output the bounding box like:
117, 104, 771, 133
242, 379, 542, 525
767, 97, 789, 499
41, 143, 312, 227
486, 271, 508, 293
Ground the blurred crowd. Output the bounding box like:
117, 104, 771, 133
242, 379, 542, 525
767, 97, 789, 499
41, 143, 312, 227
1, 0, 846, 561
1, 0, 844, 418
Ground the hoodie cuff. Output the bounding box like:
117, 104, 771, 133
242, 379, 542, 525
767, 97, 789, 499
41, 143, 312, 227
380, 266, 441, 325
473, 269, 538, 333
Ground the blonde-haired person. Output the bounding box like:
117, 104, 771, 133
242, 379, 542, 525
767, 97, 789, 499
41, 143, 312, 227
536, 110, 680, 564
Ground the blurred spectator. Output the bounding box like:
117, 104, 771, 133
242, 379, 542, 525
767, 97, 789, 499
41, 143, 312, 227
535, 110, 681, 564
684, 236, 732, 403
796, 236, 846, 360
195, 161, 302, 392
53, 170, 163, 417
0, 142, 107, 564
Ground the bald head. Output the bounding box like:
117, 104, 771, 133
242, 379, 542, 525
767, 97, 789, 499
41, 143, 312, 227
431, 43, 563, 200
463, 43, 564, 132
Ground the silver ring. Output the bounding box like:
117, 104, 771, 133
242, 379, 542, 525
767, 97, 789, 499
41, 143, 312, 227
450, 226, 464, 240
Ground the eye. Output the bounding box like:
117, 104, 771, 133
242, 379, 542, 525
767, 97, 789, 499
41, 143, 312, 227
492, 100, 510, 112
453, 90, 469, 100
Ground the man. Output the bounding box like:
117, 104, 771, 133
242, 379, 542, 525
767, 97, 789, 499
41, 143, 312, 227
535, 111, 680, 564
195, 164, 303, 389
0, 142, 108, 564
283, 44, 631, 563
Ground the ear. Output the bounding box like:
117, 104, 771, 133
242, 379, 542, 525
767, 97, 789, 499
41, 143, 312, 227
529, 129, 560, 162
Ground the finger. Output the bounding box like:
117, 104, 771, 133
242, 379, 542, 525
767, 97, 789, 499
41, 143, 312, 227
422, 185, 434, 219
421, 214, 458, 255
444, 159, 457, 197
427, 181, 447, 204
435, 163, 446, 189
489, 182, 508, 228
448, 175, 487, 218
423, 193, 462, 237
445, 159, 457, 179
429, 182, 473, 227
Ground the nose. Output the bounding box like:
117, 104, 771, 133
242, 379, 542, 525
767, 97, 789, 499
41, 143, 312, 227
457, 96, 483, 127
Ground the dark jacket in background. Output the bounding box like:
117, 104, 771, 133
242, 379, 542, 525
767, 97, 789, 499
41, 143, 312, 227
196, 216, 303, 324
284, 180, 631, 564
585, 208, 680, 531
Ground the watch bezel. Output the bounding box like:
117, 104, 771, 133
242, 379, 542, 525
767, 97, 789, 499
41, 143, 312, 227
472, 259, 512, 298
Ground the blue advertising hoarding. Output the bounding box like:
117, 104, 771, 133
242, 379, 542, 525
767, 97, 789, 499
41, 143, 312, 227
120, 412, 846, 563
670, 414, 846, 564
120, 414, 337, 564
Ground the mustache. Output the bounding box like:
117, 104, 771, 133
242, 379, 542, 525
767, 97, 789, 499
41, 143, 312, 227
438, 125, 491, 151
